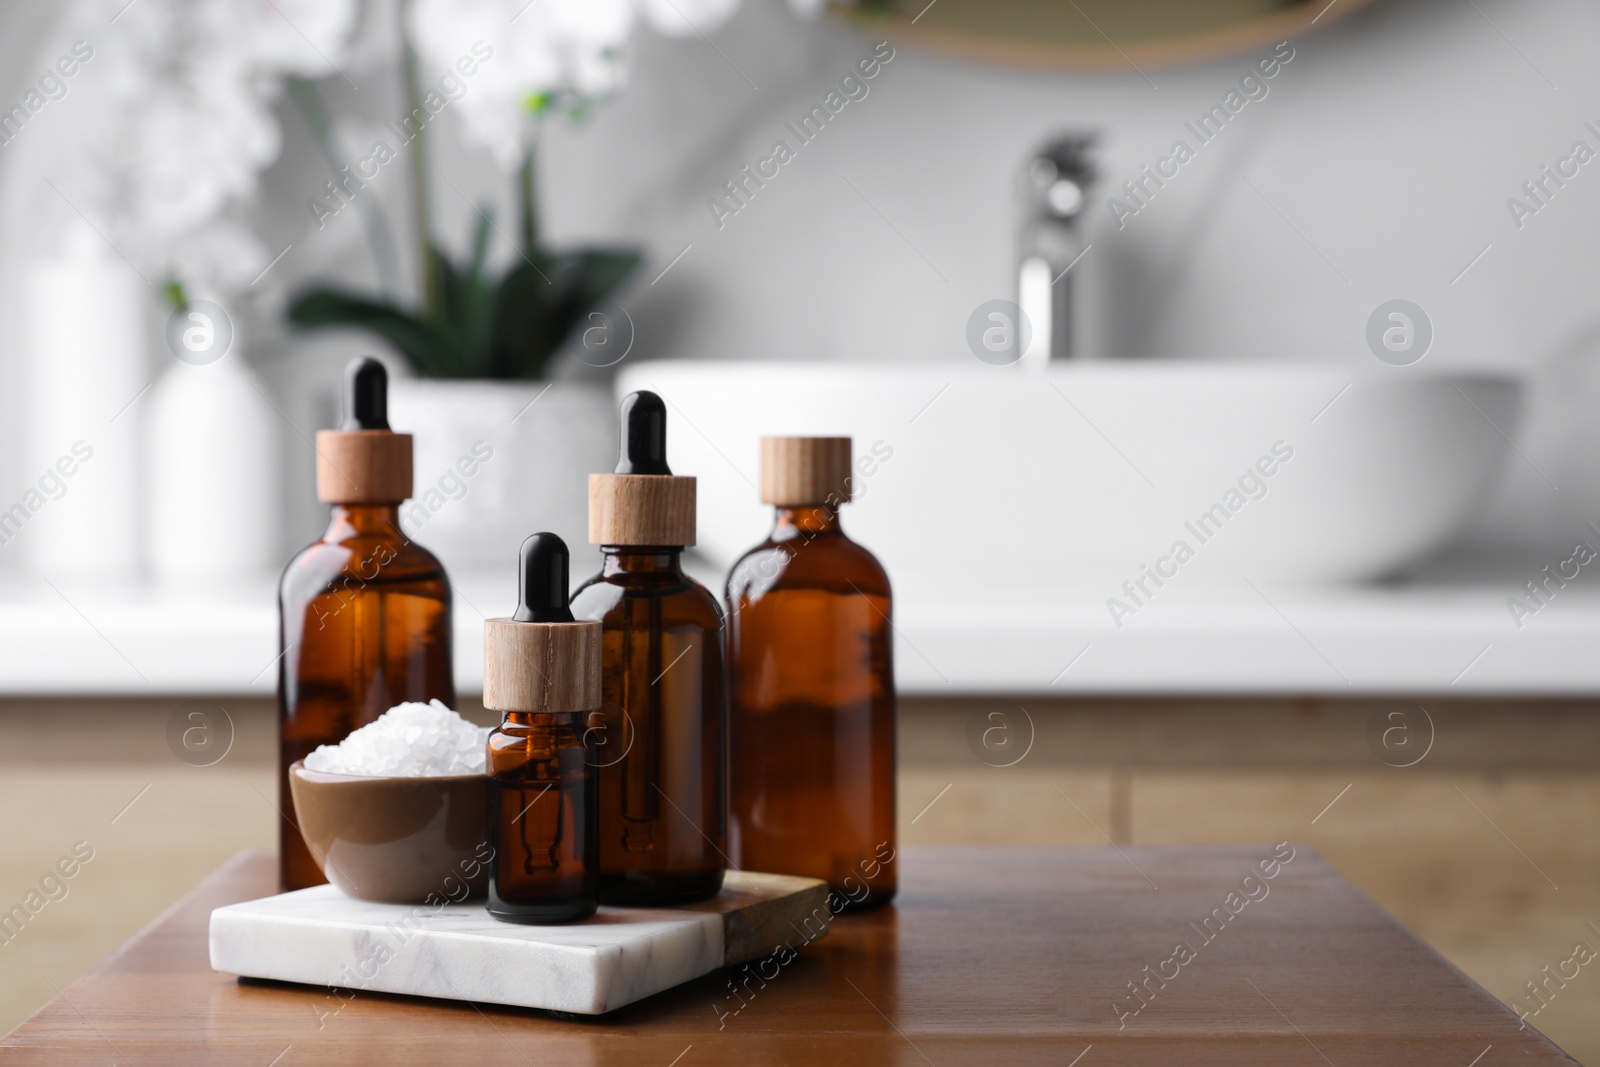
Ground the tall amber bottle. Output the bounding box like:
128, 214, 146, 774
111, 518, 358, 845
726, 437, 896, 908
572, 391, 726, 905
277, 358, 455, 890
485, 533, 601, 924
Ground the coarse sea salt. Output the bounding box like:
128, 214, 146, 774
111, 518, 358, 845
303, 700, 489, 777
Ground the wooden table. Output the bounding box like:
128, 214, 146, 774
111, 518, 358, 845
2, 847, 1574, 1065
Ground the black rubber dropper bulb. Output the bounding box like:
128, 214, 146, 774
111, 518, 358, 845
614, 391, 672, 475
341, 357, 391, 431
513, 533, 574, 623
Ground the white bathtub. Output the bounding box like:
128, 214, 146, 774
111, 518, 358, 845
616, 361, 1521, 600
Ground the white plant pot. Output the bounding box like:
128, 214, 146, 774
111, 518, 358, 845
388, 379, 617, 583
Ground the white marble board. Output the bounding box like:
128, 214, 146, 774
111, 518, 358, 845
209, 871, 830, 1015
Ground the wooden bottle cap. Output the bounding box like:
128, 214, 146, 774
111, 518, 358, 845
588, 474, 696, 546
589, 391, 696, 546
485, 535, 599, 714
761, 436, 853, 506
317, 358, 412, 504
315, 430, 413, 504
482, 617, 602, 714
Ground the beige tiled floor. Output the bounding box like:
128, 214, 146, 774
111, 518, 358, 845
2, 698, 1596, 1062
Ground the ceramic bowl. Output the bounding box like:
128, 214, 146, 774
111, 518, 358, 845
288, 761, 490, 904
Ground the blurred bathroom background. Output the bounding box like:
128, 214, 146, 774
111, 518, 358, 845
2, 0, 1600, 1058
4, 0, 1600, 573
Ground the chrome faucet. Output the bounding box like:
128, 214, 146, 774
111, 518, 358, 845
1018, 135, 1095, 368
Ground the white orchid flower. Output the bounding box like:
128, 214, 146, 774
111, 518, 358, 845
406, 0, 815, 171
636, 0, 742, 38
407, 0, 633, 170
50, 0, 357, 295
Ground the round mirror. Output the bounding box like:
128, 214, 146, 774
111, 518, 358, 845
842, 0, 1381, 70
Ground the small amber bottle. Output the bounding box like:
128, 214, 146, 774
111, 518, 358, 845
572, 391, 727, 905
278, 358, 454, 890
485, 534, 602, 924
726, 437, 896, 908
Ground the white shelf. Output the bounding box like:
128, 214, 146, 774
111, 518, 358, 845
0, 575, 1594, 698
894, 584, 1599, 696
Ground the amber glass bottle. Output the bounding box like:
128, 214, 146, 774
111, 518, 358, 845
485, 534, 601, 923
572, 391, 726, 905
278, 358, 454, 890
726, 437, 896, 908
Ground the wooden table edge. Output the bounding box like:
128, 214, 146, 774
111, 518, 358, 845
2, 845, 1581, 1064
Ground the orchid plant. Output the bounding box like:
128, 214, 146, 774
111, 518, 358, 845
49, 0, 817, 375
289, 0, 763, 380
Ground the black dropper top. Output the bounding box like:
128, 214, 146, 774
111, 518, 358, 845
341, 357, 390, 431
512, 532, 574, 623
614, 391, 672, 475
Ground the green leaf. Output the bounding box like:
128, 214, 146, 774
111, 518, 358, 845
487, 259, 551, 380
488, 248, 640, 379
546, 248, 641, 347
289, 289, 462, 378
290, 241, 640, 381
456, 214, 496, 371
